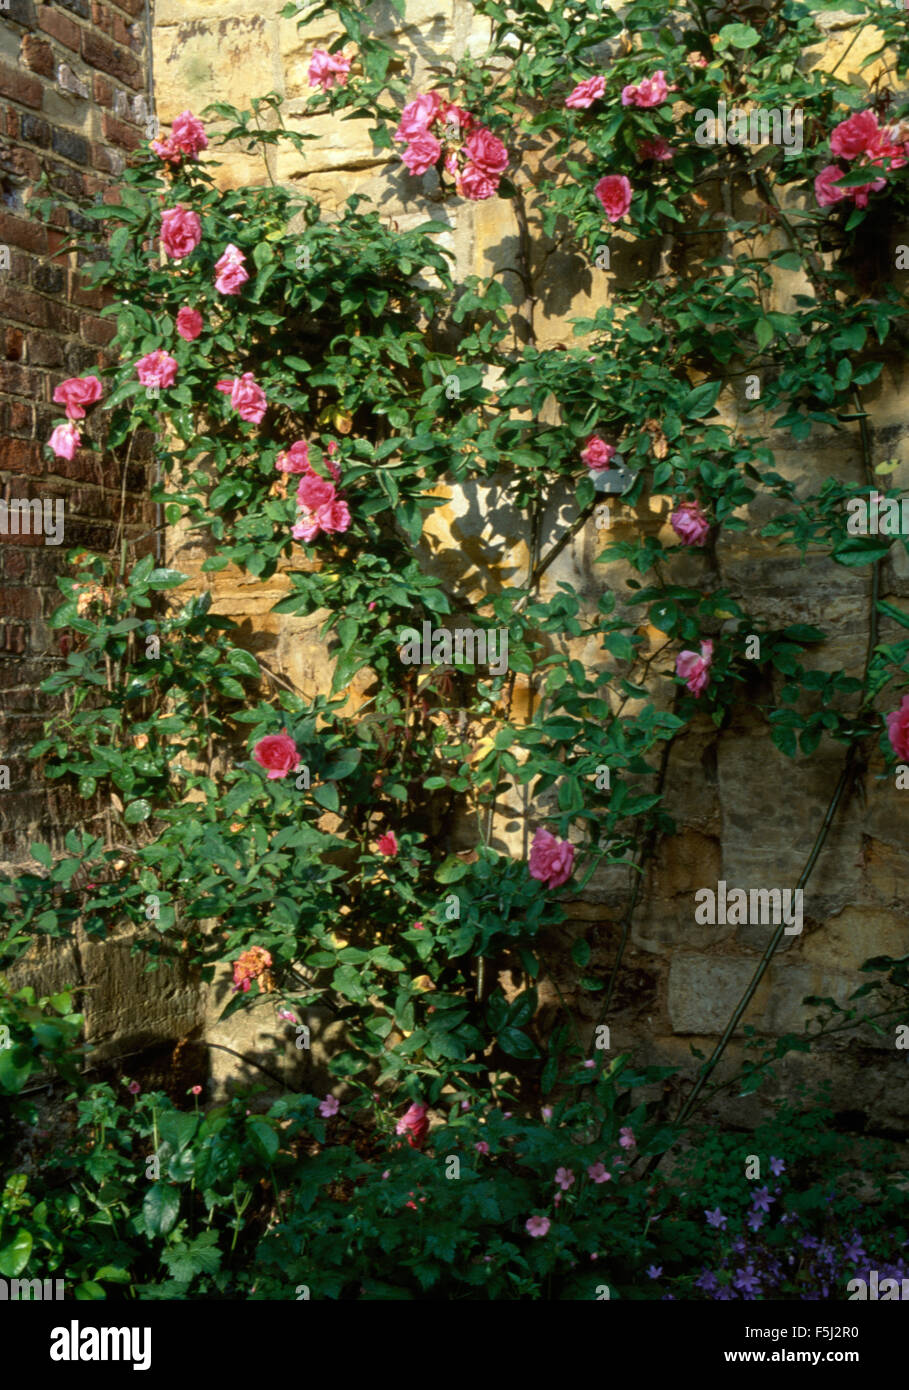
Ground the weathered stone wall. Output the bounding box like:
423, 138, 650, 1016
0, 0, 205, 1074
0, 0, 154, 861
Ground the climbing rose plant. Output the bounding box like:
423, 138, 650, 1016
3, 0, 909, 1300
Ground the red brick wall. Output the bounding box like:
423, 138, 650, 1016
0, 0, 154, 862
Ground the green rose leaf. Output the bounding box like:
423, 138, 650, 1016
717, 22, 761, 46
0, 1229, 33, 1277
142, 1184, 180, 1237
497, 1026, 540, 1060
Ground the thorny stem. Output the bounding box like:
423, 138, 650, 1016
696, 1001, 908, 1112
668, 746, 857, 1139
515, 497, 599, 614
205, 1041, 299, 1091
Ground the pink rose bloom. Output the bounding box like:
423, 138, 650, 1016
308, 49, 333, 89
867, 125, 909, 171
136, 349, 178, 390
847, 177, 887, 208
565, 75, 606, 110
475, 1141, 490, 1155
127, 1080, 141, 1095
52, 374, 102, 420
830, 109, 880, 161
886, 695, 909, 760
588, 1162, 611, 1183
619, 1126, 636, 1149
280, 442, 341, 482
232, 945, 271, 989
160, 205, 202, 260
171, 110, 208, 158
308, 48, 351, 91
48, 421, 80, 460
638, 137, 674, 162
438, 102, 474, 135
676, 638, 714, 698
463, 127, 508, 175
319, 1095, 340, 1117
458, 161, 499, 200
554, 1167, 575, 1191
528, 827, 575, 889
215, 372, 267, 423
276, 440, 311, 474
688, 52, 708, 67
293, 495, 351, 542
671, 499, 710, 546
394, 92, 441, 142
331, 52, 353, 87
214, 242, 249, 296
594, 174, 633, 223
281, 440, 342, 483
396, 1101, 429, 1147
443, 151, 459, 178
621, 69, 670, 108
525, 1215, 550, 1238
175, 306, 204, 341
296, 472, 336, 511
376, 830, 398, 857
814, 164, 849, 208
253, 731, 301, 779
581, 435, 616, 470
292, 513, 320, 543
151, 136, 180, 164
400, 133, 442, 176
